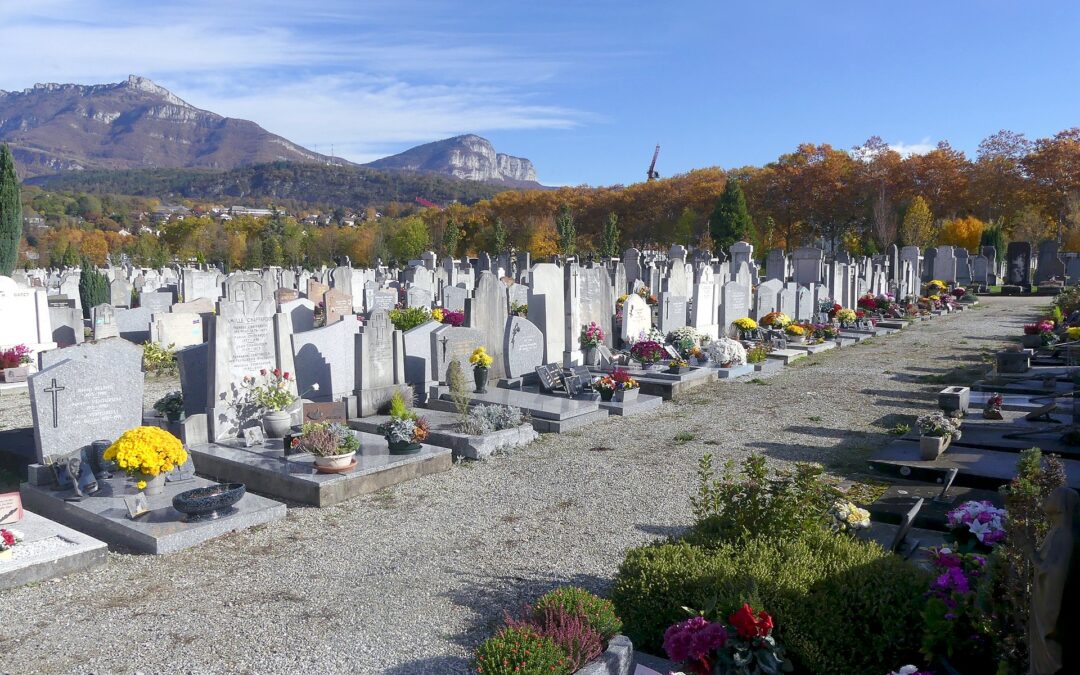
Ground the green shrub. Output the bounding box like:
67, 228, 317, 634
746, 344, 768, 364
474, 625, 570, 675
142, 341, 177, 376
611, 530, 929, 674
687, 453, 836, 546
533, 586, 623, 641
388, 306, 431, 332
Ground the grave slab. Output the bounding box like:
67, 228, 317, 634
0, 509, 107, 591
187, 432, 451, 507
752, 359, 784, 374
427, 386, 610, 433
598, 393, 663, 416
21, 474, 286, 554
348, 410, 538, 460
868, 440, 1080, 490
785, 341, 836, 355
764, 349, 806, 365
714, 364, 755, 379
868, 483, 1004, 531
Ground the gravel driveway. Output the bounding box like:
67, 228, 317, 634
0, 296, 1041, 674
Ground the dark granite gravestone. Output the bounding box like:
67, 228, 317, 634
1006, 241, 1033, 287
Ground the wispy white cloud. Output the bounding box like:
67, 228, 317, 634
888, 137, 936, 157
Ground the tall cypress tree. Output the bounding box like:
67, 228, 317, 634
0, 145, 23, 276
78, 257, 110, 319
709, 178, 753, 254
555, 203, 576, 256
601, 212, 620, 258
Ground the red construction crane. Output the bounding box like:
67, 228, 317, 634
647, 144, 660, 181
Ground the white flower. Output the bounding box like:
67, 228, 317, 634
312, 383, 320, 391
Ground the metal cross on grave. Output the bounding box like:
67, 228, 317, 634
43, 378, 65, 428
439, 334, 450, 361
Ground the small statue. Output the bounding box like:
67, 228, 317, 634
64, 456, 86, 501
1021, 487, 1079, 675
984, 392, 1004, 420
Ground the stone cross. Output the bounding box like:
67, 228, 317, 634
43, 378, 65, 428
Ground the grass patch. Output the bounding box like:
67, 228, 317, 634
747, 378, 770, 386
674, 431, 695, 444
888, 423, 911, 436
808, 416, 823, 422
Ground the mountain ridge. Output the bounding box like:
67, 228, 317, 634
365, 134, 540, 187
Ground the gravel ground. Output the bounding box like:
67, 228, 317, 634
0, 296, 1042, 674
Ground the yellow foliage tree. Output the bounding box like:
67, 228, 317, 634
899, 196, 934, 248
527, 219, 560, 258
937, 215, 985, 251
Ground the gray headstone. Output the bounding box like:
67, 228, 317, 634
1005, 242, 1032, 286
1036, 240, 1065, 284
504, 316, 544, 378
139, 291, 173, 313
465, 271, 509, 380
91, 304, 119, 341
291, 319, 361, 402
115, 306, 153, 343
280, 298, 316, 334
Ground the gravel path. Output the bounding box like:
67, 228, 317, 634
0, 296, 1043, 674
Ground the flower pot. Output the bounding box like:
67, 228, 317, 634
667, 366, 690, 374
172, 483, 245, 522
138, 472, 166, 496
1021, 334, 1043, 348
788, 334, 806, 344
920, 434, 950, 461
313, 451, 356, 470
584, 346, 601, 367
598, 389, 614, 402
262, 410, 293, 438
386, 438, 422, 455
613, 388, 638, 403
473, 367, 489, 394
165, 411, 186, 423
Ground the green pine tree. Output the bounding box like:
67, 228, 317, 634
980, 221, 1007, 267
492, 217, 507, 254
78, 257, 110, 319
601, 212, 620, 258
555, 203, 576, 256
443, 217, 462, 258
0, 144, 23, 276
709, 178, 754, 254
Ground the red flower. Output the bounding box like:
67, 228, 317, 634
273, 368, 281, 377
728, 603, 773, 639
1, 529, 14, 547
260, 368, 268, 376
283, 372, 290, 380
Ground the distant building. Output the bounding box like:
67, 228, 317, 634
230, 206, 274, 217
23, 216, 45, 227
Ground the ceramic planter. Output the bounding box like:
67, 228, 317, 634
473, 367, 489, 394
584, 346, 601, 366
598, 389, 614, 402
920, 434, 950, 460
262, 410, 293, 438
165, 411, 186, 423
313, 451, 356, 470
613, 388, 638, 403
787, 334, 806, 344
387, 438, 422, 455
1021, 334, 1043, 348
667, 365, 691, 374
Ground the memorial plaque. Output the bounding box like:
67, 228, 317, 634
323, 288, 353, 325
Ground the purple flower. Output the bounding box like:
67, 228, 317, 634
663, 616, 728, 663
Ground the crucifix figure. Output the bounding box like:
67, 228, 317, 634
439, 335, 450, 361
43, 378, 65, 428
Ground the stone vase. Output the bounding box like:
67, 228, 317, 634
613, 388, 638, 403
919, 434, 950, 461
140, 472, 166, 496
262, 410, 292, 439
584, 346, 601, 367
473, 367, 489, 394
599, 389, 614, 402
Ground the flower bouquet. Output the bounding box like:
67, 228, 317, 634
707, 337, 747, 368
810, 322, 839, 341
103, 426, 189, 495
666, 326, 706, 357
436, 308, 466, 327
630, 339, 665, 368
380, 391, 429, 454
759, 311, 791, 329
732, 317, 758, 340
0, 344, 32, 382
153, 391, 185, 422
835, 308, 857, 326
1022, 320, 1057, 347
783, 324, 807, 343
245, 368, 298, 412
0, 527, 24, 560
857, 294, 877, 311
579, 321, 605, 348
663, 604, 792, 675
829, 499, 871, 535
667, 357, 690, 374
470, 347, 494, 393
294, 422, 360, 471
946, 500, 1006, 552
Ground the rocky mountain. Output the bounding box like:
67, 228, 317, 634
365, 134, 540, 187
0, 75, 340, 179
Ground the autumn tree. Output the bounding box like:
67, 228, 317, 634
387, 216, 431, 263
555, 203, 576, 256
0, 145, 22, 276
492, 217, 507, 254
1022, 127, 1080, 231
600, 212, 620, 258
971, 130, 1031, 222
710, 178, 753, 253
442, 216, 462, 258
900, 196, 934, 248
938, 216, 986, 251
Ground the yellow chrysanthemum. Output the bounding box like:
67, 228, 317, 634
137, 480, 147, 490
104, 426, 188, 478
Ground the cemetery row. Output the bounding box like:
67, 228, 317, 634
0, 240, 972, 593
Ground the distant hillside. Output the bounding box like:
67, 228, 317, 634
0, 75, 343, 179
30, 161, 507, 208
366, 134, 540, 187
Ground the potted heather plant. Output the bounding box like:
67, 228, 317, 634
379, 391, 429, 455
153, 391, 185, 422
294, 422, 360, 472
917, 411, 960, 460
0, 344, 33, 382
470, 347, 493, 393
579, 321, 605, 366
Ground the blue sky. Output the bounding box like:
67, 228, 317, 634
2, 1, 1079, 186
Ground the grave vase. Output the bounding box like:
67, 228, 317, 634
584, 346, 601, 367
262, 410, 293, 439
139, 472, 166, 496
473, 367, 489, 394
313, 451, 356, 471
598, 388, 614, 402
919, 434, 950, 461
613, 388, 638, 403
